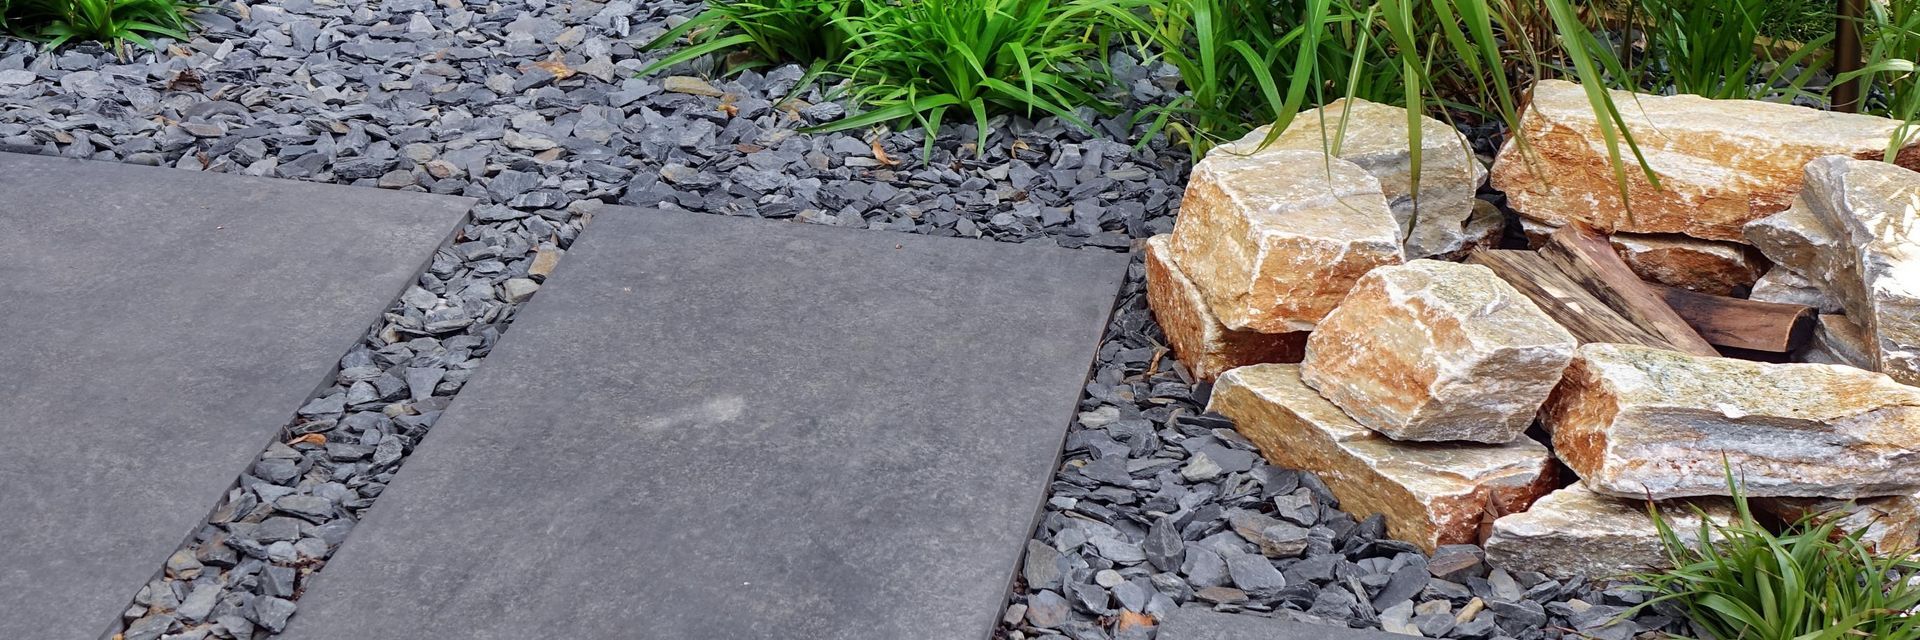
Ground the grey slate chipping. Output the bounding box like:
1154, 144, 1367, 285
1157, 607, 1405, 640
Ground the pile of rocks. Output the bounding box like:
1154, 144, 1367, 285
1146, 98, 1499, 381
1148, 79, 1920, 635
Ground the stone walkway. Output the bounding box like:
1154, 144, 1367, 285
0, 152, 468, 637
0, 150, 1128, 638
278, 207, 1124, 637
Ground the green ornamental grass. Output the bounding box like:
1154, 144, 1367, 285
0, 0, 200, 55
638, 0, 854, 79
1629, 469, 1920, 640
1623, 0, 1830, 101
818, 0, 1114, 155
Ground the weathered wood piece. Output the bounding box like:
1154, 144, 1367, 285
1465, 250, 1675, 350
1651, 284, 1815, 353
1538, 224, 1719, 356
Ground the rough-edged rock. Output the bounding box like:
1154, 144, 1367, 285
1608, 234, 1764, 296
1744, 196, 1846, 282
1145, 235, 1306, 381
1802, 314, 1877, 370
1169, 148, 1402, 333
1797, 157, 1920, 386
1518, 216, 1559, 249
1491, 79, 1920, 242
1302, 260, 1576, 443
1541, 343, 1920, 499
1221, 98, 1490, 259
1210, 363, 1558, 552
1750, 269, 1842, 314
1485, 484, 1732, 579
1756, 494, 1920, 553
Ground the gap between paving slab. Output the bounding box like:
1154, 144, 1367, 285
89, 196, 593, 638
0, 151, 471, 638
271, 207, 1128, 639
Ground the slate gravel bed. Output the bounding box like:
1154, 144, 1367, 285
3, 0, 1664, 637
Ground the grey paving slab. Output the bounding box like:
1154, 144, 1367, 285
281, 208, 1127, 639
0, 152, 471, 637
1157, 607, 1404, 640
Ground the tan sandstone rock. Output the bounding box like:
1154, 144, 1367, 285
1145, 235, 1307, 381
1750, 269, 1842, 314
1797, 157, 1920, 386
1541, 343, 1920, 499
1756, 494, 1920, 553
1802, 314, 1877, 370
1744, 196, 1848, 282
1491, 79, 1920, 242
1518, 216, 1560, 249
1222, 98, 1489, 259
1302, 260, 1576, 443
1210, 364, 1558, 552
1440, 199, 1507, 261
1169, 148, 1402, 332
1607, 234, 1765, 296
1486, 484, 1732, 579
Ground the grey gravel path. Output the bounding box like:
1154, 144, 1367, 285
1, 0, 1669, 637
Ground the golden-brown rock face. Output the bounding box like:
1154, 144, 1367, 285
1210, 364, 1558, 552
1491, 79, 1920, 242
1302, 260, 1577, 444
1169, 148, 1403, 333
1802, 314, 1876, 371
1541, 343, 1920, 500
1797, 157, 1920, 386
1485, 484, 1732, 579
1222, 98, 1490, 259
1744, 197, 1847, 282
1756, 494, 1920, 554
1607, 234, 1764, 296
1750, 268, 1841, 313
1144, 235, 1307, 381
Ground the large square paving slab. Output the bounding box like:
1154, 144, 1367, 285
282, 208, 1127, 639
0, 152, 470, 636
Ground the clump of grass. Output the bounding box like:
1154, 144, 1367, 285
1621, 0, 1831, 100
819, 0, 1114, 155
1628, 469, 1920, 640
1845, 0, 1920, 160
0, 0, 200, 55
638, 0, 854, 77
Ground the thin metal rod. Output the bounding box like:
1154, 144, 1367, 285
1834, 0, 1865, 112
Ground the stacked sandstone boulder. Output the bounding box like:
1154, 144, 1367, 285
1147, 98, 1498, 380
1151, 82, 1920, 581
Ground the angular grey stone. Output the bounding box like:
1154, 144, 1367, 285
1156, 606, 1406, 639
1024, 539, 1065, 591
0, 152, 469, 636
276, 209, 1124, 638
1225, 553, 1286, 594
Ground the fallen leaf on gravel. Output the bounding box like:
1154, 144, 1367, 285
1116, 610, 1155, 631
286, 433, 326, 446
531, 58, 574, 80
871, 141, 897, 166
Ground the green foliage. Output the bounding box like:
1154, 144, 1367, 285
1628, 469, 1920, 640
1845, 0, 1920, 160
817, 0, 1114, 154
639, 0, 853, 77
0, 0, 199, 54
1623, 0, 1831, 100
1757, 0, 1838, 44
